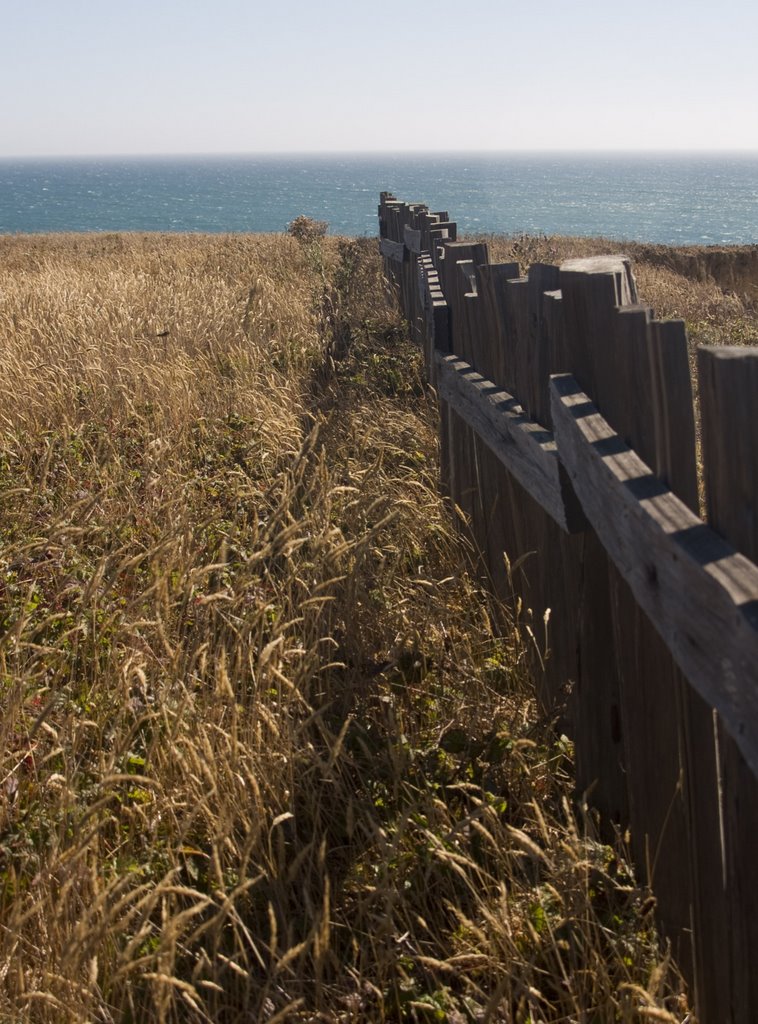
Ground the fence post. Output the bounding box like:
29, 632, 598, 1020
698, 346, 758, 1023
558, 259, 637, 829
599, 307, 697, 979
437, 241, 491, 575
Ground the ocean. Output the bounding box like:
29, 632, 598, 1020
1, 153, 756, 245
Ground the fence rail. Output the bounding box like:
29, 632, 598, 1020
379, 191, 758, 1024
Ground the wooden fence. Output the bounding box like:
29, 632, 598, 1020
379, 192, 758, 1024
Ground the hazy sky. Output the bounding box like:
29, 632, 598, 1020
2, 0, 757, 157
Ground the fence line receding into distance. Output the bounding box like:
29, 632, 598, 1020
379, 191, 758, 1024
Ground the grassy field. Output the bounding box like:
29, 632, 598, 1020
2, 228, 751, 1022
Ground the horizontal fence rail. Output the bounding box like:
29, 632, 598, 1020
379, 191, 758, 1024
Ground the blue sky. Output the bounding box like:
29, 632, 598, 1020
2, 0, 757, 157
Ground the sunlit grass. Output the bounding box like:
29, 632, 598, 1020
0, 231, 696, 1022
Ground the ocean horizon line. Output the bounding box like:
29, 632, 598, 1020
3, 148, 758, 163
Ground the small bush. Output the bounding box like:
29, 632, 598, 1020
287, 214, 328, 244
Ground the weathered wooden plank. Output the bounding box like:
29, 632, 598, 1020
649, 320, 699, 514
430, 302, 449, 353
698, 345, 758, 1024
417, 212, 438, 252
465, 284, 495, 383
457, 260, 478, 367
466, 270, 519, 594
526, 264, 562, 426
378, 194, 401, 239
437, 242, 490, 565
504, 278, 531, 415
559, 260, 637, 829
440, 243, 490, 406
503, 284, 582, 714
540, 290, 566, 423
699, 347, 758, 551
386, 205, 401, 243
494, 276, 524, 398
561, 255, 638, 305
497, 273, 553, 689
475, 263, 520, 387
404, 225, 422, 254
629, 314, 716, 1016
679, 701, 726, 1024
475, 265, 565, 705
379, 237, 406, 263
430, 224, 458, 266
603, 306, 655, 454
458, 262, 495, 566
600, 305, 695, 978
435, 353, 585, 533
395, 203, 412, 242
561, 267, 626, 421
466, 270, 502, 578
465, 259, 536, 638
441, 242, 488, 297
551, 372, 758, 779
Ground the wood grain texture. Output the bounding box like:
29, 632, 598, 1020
541, 290, 567, 413
468, 267, 565, 710
379, 237, 406, 263
560, 255, 638, 305
700, 347, 758, 550
435, 352, 585, 534
500, 284, 583, 715
558, 260, 636, 829
505, 278, 532, 415
638, 316, 720, 1016
526, 264, 562, 426
404, 225, 422, 254
551, 372, 758, 779
601, 306, 695, 978
698, 345, 758, 1024
462, 267, 497, 572
649, 320, 699, 514
475, 262, 521, 387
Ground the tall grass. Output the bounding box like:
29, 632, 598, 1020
0, 232, 689, 1022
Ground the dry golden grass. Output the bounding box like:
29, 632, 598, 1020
0, 231, 691, 1023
